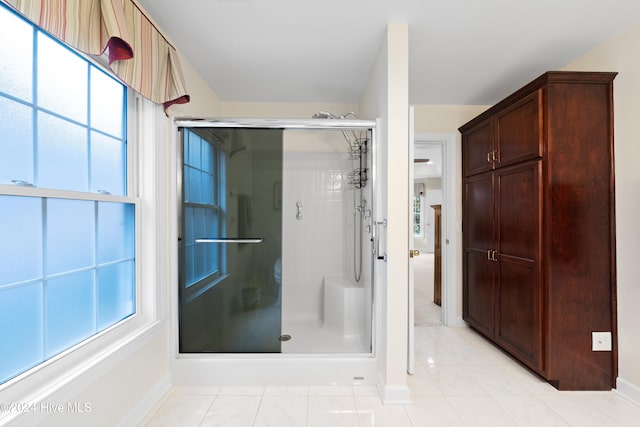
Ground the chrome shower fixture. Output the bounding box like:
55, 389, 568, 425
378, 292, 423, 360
312, 111, 360, 120
312, 110, 339, 119
312, 110, 368, 188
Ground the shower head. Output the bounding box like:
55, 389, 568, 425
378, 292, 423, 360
312, 111, 339, 119
312, 111, 361, 120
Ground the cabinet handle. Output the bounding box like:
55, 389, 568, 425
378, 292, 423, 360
487, 250, 492, 260
487, 152, 492, 163
492, 250, 498, 261
492, 150, 498, 162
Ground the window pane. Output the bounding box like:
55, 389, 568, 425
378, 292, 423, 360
0, 6, 33, 102
90, 67, 124, 137
45, 271, 95, 357
97, 261, 134, 331
91, 131, 125, 195
187, 132, 200, 168
98, 202, 134, 264
38, 111, 88, 191
203, 172, 214, 205
202, 139, 212, 172
46, 199, 95, 275
194, 208, 206, 241
0, 97, 34, 185
190, 169, 203, 204
195, 243, 206, 281
0, 282, 43, 383
0, 2, 132, 384
0, 196, 42, 285
37, 33, 87, 123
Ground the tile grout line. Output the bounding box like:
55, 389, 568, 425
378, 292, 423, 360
196, 392, 219, 427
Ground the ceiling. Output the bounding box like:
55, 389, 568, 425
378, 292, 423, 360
414, 145, 442, 179
138, 0, 640, 106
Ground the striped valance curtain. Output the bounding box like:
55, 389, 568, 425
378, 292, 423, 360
4, 0, 190, 110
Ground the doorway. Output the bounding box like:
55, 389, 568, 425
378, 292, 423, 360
412, 142, 444, 326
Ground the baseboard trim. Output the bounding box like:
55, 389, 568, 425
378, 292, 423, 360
615, 377, 640, 406
377, 374, 411, 404
448, 315, 467, 328
118, 373, 171, 427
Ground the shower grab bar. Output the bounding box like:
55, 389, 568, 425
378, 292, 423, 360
195, 238, 265, 244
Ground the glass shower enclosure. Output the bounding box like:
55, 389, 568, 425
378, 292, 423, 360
177, 119, 375, 355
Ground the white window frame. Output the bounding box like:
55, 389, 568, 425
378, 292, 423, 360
413, 194, 423, 238
0, 61, 164, 427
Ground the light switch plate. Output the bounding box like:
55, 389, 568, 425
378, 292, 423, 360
592, 332, 612, 351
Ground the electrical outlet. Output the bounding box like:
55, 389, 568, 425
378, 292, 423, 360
592, 332, 612, 351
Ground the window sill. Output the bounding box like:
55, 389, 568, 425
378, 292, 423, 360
184, 274, 230, 305
0, 317, 165, 425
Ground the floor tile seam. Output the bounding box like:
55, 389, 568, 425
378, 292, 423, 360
249, 394, 265, 427
443, 394, 519, 426
402, 404, 421, 427
492, 394, 573, 426
196, 395, 220, 427
437, 395, 467, 426
460, 362, 535, 396
538, 393, 626, 427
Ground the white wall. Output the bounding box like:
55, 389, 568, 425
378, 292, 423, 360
360, 23, 410, 403
561, 21, 640, 401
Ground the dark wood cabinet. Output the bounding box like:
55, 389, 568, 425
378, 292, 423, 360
460, 71, 617, 390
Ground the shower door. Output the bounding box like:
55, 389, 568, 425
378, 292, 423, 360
178, 127, 283, 353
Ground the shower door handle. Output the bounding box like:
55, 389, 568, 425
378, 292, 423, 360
374, 219, 387, 262
196, 238, 265, 244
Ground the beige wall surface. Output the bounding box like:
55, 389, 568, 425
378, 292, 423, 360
221, 102, 360, 118
166, 50, 222, 117
562, 20, 640, 392
412, 105, 488, 318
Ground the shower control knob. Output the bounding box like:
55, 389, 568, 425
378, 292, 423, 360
296, 201, 303, 220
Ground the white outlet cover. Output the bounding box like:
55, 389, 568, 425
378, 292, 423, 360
592, 332, 612, 351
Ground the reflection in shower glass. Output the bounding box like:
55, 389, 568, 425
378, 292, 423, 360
179, 128, 283, 353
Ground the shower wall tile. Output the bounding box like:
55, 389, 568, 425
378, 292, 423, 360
282, 152, 351, 326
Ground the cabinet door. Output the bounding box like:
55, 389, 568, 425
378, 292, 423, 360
463, 119, 494, 177
496, 90, 543, 168
494, 161, 543, 372
463, 173, 495, 337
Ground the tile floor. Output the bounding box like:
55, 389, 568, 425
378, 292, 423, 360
141, 326, 640, 426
